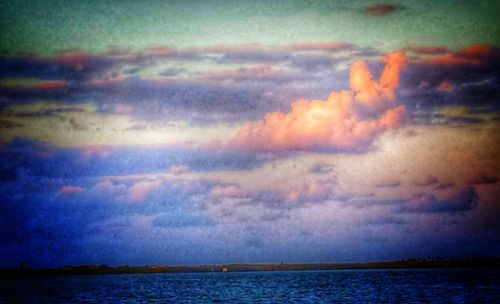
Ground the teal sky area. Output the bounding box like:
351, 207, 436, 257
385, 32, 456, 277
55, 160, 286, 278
1, 0, 499, 55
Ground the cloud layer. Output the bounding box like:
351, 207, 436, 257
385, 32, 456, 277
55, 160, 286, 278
1, 41, 499, 267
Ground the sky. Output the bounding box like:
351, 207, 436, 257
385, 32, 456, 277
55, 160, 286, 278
0, 0, 499, 268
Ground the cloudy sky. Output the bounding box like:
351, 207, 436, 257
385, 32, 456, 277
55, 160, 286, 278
1, 0, 499, 268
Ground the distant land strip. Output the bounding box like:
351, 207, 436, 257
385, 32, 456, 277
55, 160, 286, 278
2, 258, 499, 276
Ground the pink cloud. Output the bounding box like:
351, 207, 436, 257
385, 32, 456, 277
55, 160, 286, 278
210, 184, 246, 199
113, 104, 135, 114
230, 52, 408, 151
79, 146, 110, 159
53, 52, 97, 71
58, 186, 84, 195
168, 164, 189, 175
54, 52, 93, 64
285, 180, 333, 202
125, 179, 162, 203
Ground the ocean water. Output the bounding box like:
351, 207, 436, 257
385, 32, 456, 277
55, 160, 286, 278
1, 268, 499, 303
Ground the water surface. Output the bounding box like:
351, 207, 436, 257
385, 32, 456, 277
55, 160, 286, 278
1, 268, 499, 303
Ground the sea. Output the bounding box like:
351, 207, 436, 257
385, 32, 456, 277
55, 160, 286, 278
1, 268, 499, 303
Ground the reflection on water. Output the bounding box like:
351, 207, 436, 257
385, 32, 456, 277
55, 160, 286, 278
1, 268, 499, 303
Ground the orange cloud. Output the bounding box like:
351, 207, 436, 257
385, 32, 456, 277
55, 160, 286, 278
437, 81, 454, 91
424, 44, 493, 66
363, 3, 403, 16
230, 52, 408, 151
59, 186, 84, 194
36, 80, 66, 90
351, 51, 407, 108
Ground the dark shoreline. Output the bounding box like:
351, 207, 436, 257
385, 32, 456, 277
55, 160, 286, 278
1, 257, 499, 276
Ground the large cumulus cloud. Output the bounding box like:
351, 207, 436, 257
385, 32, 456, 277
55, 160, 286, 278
230, 52, 408, 151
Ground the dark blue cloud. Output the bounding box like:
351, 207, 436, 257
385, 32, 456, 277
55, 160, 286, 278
0, 139, 271, 182
309, 163, 335, 174
152, 211, 214, 228
0, 54, 116, 81
1, 76, 280, 124
0, 45, 357, 125
399, 188, 478, 213
159, 67, 185, 77
399, 46, 500, 120
466, 175, 498, 186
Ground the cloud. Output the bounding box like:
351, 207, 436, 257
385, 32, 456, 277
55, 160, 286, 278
199, 65, 293, 83
58, 186, 84, 194
399, 44, 500, 120
351, 51, 407, 108
285, 179, 334, 202
362, 3, 405, 16
400, 188, 478, 213
309, 163, 335, 174
0, 52, 116, 81
436, 81, 454, 92
230, 52, 408, 151
124, 179, 163, 203
466, 174, 498, 186
375, 181, 401, 188
78, 146, 111, 159
414, 175, 439, 186
3, 43, 495, 131
0, 119, 24, 129
210, 184, 246, 199
434, 182, 455, 191
0, 42, 361, 126
423, 44, 494, 66
1, 102, 86, 118
36, 80, 66, 90
159, 67, 185, 77
152, 211, 214, 228
280, 42, 356, 52
86, 77, 275, 125
168, 164, 189, 175
403, 46, 449, 56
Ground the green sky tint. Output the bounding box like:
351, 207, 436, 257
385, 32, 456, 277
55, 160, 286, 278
1, 0, 499, 55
